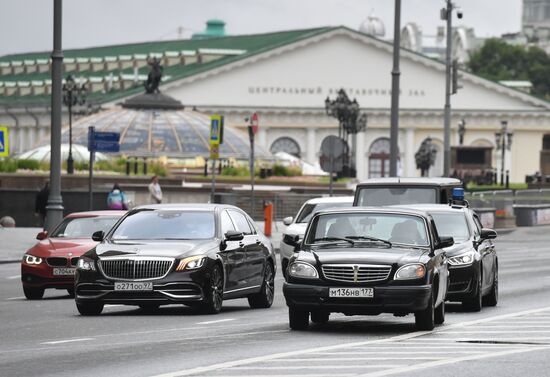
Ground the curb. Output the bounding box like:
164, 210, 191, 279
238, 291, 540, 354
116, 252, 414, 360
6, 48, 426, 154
0, 260, 20, 265
495, 228, 516, 235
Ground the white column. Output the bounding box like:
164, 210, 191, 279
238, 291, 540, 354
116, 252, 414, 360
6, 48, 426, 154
258, 128, 267, 149
356, 131, 366, 181
306, 127, 316, 164
405, 127, 415, 176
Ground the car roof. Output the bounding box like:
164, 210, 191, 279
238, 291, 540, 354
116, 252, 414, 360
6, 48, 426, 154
314, 206, 431, 219
65, 210, 126, 218
356, 177, 462, 186
390, 203, 469, 213
305, 196, 354, 205
132, 203, 245, 213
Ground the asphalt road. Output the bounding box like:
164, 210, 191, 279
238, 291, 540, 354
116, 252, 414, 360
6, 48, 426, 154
2, 226, 550, 377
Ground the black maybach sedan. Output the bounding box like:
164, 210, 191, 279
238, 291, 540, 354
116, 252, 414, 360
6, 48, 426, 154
75, 204, 276, 315
283, 207, 453, 331
399, 203, 498, 311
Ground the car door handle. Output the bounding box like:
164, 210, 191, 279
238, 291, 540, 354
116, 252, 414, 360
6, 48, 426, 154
255, 239, 261, 245
239, 242, 245, 247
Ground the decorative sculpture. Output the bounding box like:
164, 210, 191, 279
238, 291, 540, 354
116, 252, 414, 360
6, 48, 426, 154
144, 57, 163, 94
415, 137, 437, 177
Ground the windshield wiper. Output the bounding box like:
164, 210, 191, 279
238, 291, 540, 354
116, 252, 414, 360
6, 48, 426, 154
345, 236, 392, 247
312, 237, 355, 245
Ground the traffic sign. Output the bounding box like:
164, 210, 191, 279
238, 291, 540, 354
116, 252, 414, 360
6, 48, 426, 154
88, 127, 120, 152
319, 136, 346, 173
210, 115, 224, 145
0, 126, 8, 157
251, 113, 259, 135
210, 144, 220, 160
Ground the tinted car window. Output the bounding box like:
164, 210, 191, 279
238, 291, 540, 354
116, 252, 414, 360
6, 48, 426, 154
431, 212, 470, 243
356, 187, 437, 206
228, 210, 252, 234
306, 213, 429, 246
51, 217, 119, 238
296, 202, 353, 223
111, 210, 215, 240
220, 211, 236, 235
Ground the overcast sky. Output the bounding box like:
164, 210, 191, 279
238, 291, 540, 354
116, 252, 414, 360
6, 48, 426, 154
1, 0, 523, 57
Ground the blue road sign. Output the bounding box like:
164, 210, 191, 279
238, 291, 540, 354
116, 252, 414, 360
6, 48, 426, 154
88, 127, 120, 152
0, 126, 8, 157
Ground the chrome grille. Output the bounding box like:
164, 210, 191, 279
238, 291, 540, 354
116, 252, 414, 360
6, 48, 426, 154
322, 264, 392, 283
46, 257, 68, 267
99, 258, 174, 281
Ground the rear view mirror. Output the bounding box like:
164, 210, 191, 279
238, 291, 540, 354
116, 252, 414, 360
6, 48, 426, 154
92, 231, 105, 242
283, 234, 301, 248
283, 217, 293, 226
438, 236, 454, 249
225, 230, 244, 241
36, 231, 48, 240
480, 228, 497, 240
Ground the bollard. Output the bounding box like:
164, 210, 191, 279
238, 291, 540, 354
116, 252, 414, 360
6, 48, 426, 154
133, 159, 138, 175
264, 201, 273, 237
143, 159, 147, 175
126, 160, 131, 175
506, 170, 510, 189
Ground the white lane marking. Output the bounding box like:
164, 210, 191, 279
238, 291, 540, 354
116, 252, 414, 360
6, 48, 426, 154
442, 330, 550, 334
151, 306, 550, 377
196, 318, 235, 325
231, 365, 399, 370
41, 338, 94, 345
274, 357, 448, 361
279, 351, 486, 358
5, 296, 24, 300
6, 275, 20, 280
356, 346, 550, 377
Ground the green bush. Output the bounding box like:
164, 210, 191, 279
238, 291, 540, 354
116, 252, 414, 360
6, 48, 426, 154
222, 166, 250, 176
272, 163, 301, 177
149, 161, 167, 177
0, 158, 18, 172
17, 159, 40, 170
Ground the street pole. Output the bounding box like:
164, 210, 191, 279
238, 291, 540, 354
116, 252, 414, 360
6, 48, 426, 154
210, 158, 216, 203
67, 97, 74, 174
389, 0, 401, 177
500, 122, 506, 186
329, 137, 334, 197
44, 0, 64, 233
443, 0, 453, 177
248, 126, 255, 217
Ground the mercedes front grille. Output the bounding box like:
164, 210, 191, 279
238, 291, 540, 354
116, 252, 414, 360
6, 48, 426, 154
98, 258, 174, 281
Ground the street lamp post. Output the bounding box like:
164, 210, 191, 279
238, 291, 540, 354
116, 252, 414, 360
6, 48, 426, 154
62, 74, 87, 174
495, 120, 513, 186
324, 90, 367, 178
389, 0, 402, 177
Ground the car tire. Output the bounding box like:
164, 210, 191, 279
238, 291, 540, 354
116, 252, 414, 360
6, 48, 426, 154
23, 286, 44, 300
463, 273, 482, 312
415, 289, 435, 331
311, 310, 330, 324
434, 300, 445, 325
76, 302, 104, 316
483, 264, 498, 307
248, 262, 275, 309
198, 264, 224, 314
67, 288, 75, 297
289, 307, 309, 330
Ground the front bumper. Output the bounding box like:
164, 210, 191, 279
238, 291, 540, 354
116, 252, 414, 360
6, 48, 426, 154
283, 282, 432, 315
446, 264, 478, 301
21, 263, 75, 290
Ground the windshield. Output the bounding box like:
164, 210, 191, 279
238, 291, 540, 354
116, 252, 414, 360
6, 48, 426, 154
431, 212, 470, 243
111, 210, 215, 240
51, 216, 120, 238
357, 187, 437, 206
296, 201, 353, 223
305, 212, 429, 247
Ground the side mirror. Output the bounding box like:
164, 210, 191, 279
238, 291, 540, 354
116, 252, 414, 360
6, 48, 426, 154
283, 217, 294, 226
225, 230, 244, 242
283, 234, 301, 248
480, 228, 497, 240
92, 231, 105, 242
438, 236, 454, 249
36, 231, 48, 240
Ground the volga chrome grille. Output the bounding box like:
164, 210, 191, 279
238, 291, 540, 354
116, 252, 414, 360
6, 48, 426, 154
98, 258, 174, 280
322, 264, 392, 283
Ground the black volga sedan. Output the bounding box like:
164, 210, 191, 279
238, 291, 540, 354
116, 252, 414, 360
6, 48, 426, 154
283, 207, 452, 331
75, 204, 276, 315
397, 204, 498, 311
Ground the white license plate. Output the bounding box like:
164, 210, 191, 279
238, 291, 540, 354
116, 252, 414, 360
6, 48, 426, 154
114, 282, 153, 291
329, 287, 374, 298
52, 268, 76, 276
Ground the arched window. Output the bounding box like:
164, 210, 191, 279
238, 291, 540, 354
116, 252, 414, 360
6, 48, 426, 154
270, 137, 301, 158
368, 138, 395, 178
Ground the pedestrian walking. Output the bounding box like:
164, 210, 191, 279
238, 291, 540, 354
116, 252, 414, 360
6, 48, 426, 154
148, 175, 163, 204
35, 181, 49, 227
107, 183, 128, 210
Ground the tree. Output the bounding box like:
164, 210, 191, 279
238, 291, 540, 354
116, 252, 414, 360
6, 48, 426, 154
468, 39, 550, 99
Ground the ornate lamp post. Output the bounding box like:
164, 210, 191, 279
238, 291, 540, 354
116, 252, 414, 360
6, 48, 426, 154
62, 74, 87, 174
495, 120, 513, 186
324, 89, 367, 177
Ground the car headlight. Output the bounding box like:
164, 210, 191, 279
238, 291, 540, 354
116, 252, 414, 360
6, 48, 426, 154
77, 257, 96, 271
24, 254, 43, 265
448, 251, 475, 266
289, 261, 318, 278
395, 263, 426, 280
176, 256, 206, 271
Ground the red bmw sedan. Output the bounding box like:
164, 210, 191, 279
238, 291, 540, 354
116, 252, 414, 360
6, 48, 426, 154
21, 211, 124, 299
